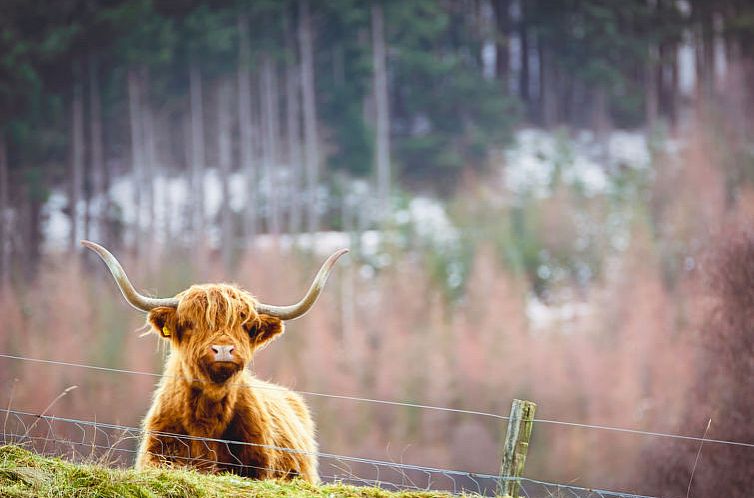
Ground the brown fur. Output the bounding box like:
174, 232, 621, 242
135, 283, 318, 482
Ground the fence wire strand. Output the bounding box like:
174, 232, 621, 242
0, 352, 508, 422
531, 417, 754, 449
3, 352, 753, 450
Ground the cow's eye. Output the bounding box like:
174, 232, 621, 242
174, 321, 193, 341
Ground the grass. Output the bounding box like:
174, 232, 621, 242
0, 445, 457, 498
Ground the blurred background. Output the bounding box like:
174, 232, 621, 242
1, 0, 753, 496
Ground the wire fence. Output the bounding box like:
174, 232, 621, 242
2, 352, 752, 497
1, 408, 499, 495
0, 408, 657, 497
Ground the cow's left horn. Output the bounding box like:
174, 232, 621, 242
255, 248, 349, 320
81, 240, 179, 312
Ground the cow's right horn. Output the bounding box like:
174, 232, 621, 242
82, 240, 179, 312
255, 248, 348, 320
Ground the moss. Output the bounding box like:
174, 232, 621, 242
0, 445, 459, 498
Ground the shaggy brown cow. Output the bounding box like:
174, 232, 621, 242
82, 240, 347, 482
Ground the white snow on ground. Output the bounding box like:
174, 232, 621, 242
42, 191, 70, 249
45, 166, 292, 251
502, 128, 652, 198
526, 294, 593, 334
253, 231, 378, 257
500, 128, 665, 328
43, 169, 461, 262
394, 197, 460, 250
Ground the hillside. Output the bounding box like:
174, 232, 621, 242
0, 445, 454, 498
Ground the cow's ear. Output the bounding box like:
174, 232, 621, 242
147, 307, 179, 340
248, 314, 284, 349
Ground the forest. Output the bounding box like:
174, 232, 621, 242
1, 0, 754, 496
1, 0, 752, 269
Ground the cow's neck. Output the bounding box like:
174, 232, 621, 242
175, 360, 241, 438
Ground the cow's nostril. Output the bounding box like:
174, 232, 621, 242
211, 345, 234, 361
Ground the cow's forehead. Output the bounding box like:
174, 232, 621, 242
175, 283, 259, 329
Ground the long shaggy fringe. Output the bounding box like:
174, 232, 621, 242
175, 284, 262, 331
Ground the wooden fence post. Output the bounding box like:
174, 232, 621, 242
498, 399, 537, 498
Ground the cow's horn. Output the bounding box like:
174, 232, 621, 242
81, 240, 179, 312
255, 248, 349, 320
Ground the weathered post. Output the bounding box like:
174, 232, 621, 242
498, 399, 537, 497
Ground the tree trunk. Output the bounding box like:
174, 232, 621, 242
518, 2, 530, 107
694, 0, 716, 102
238, 14, 257, 246
492, 0, 511, 88
127, 67, 144, 254
299, 0, 320, 236
217, 78, 233, 268
340, 189, 355, 347
152, 112, 170, 240
701, 9, 716, 98
538, 41, 557, 127
141, 67, 156, 251
668, 42, 679, 128
285, 13, 303, 236
88, 53, 108, 245
645, 45, 659, 130
22, 194, 43, 278
371, 1, 391, 220
0, 131, 9, 288
593, 84, 610, 130
70, 60, 85, 253
560, 71, 574, 127
332, 44, 345, 87
189, 61, 206, 243
182, 112, 194, 238
260, 54, 281, 237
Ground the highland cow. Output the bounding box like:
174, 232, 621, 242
82, 240, 347, 482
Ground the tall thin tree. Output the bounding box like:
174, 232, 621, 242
127, 67, 144, 253
217, 78, 233, 268
70, 60, 85, 253
371, 1, 391, 221
238, 14, 257, 245
518, 0, 530, 107
0, 130, 9, 288
88, 53, 107, 244
260, 54, 282, 237
298, 0, 320, 236
645, 45, 659, 129
538, 41, 557, 127
492, 0, 511, 87
285, 12, 303, 236
189, 61, 207, 242
694, 0, 716, 101
141, 67, 156, 251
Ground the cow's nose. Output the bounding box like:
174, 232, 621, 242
211, 345, 235, 362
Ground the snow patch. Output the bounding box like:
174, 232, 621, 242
527, 295, 593, 334
502, 128, 653, 198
